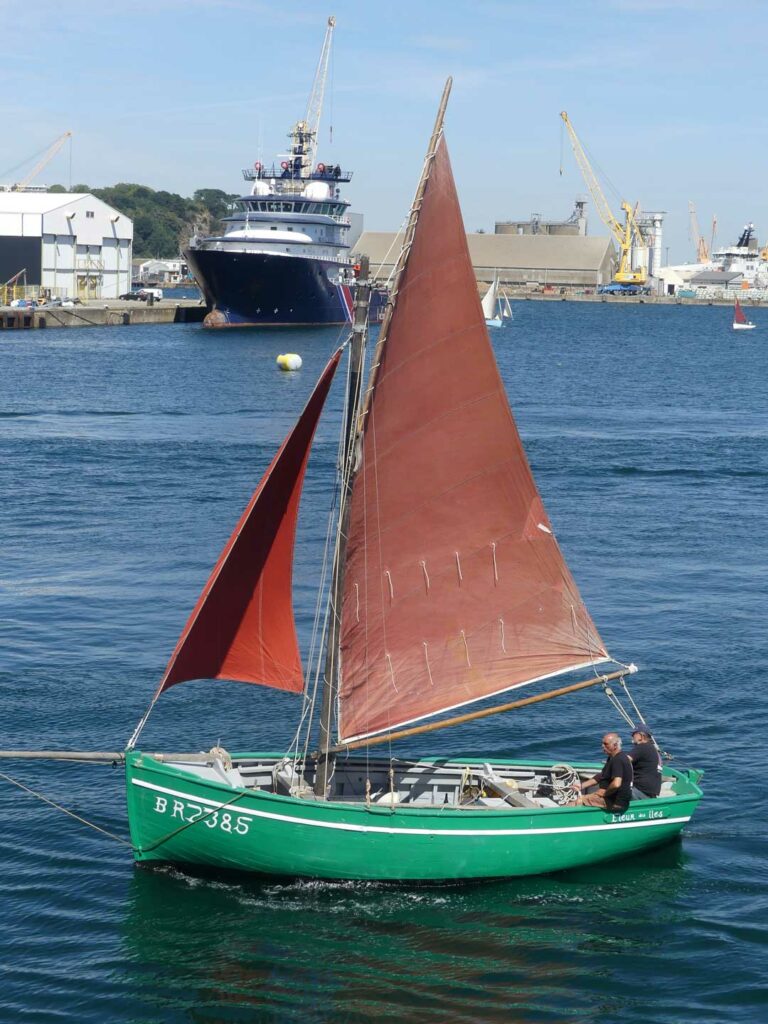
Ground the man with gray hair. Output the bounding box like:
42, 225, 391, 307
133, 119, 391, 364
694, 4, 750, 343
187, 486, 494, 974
573, 732, 634, 813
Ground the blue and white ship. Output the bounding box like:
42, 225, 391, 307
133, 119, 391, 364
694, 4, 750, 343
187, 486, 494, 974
184, 17, 363, 328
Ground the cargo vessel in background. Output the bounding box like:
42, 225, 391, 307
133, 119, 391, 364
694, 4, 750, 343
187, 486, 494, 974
185, 17, 368, 328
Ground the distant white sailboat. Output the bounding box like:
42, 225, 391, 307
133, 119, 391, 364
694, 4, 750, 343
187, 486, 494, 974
482, 271, 510, 327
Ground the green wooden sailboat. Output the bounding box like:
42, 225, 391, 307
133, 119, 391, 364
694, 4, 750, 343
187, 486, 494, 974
122, 82, 703, 880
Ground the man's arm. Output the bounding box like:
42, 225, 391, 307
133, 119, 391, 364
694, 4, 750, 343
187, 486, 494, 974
604, 775, 623, 796
575, 774, 600, 793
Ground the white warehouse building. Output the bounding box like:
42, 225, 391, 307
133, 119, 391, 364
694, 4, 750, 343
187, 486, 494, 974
0, 192, 133, 300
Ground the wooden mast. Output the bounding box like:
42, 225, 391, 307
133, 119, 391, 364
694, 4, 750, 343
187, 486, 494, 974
358, 77, 452, 425
313, 79, 453, 797
313, 256, 372, 796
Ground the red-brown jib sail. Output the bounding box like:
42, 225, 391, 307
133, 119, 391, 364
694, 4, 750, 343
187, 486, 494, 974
337, 139, 609, 744
157, 349, 341, 696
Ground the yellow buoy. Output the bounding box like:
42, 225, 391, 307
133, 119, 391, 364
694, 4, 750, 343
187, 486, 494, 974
276, 353, 302, 371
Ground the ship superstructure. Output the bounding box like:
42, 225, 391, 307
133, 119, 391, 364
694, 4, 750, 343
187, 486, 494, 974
184, 17, 361, 328
709, 223, 768, 288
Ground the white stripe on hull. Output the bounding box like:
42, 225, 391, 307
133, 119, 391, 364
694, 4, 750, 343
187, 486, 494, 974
131, 778, 690, 838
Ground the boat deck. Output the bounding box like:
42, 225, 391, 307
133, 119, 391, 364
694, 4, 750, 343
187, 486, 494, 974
151, 753, 681, 811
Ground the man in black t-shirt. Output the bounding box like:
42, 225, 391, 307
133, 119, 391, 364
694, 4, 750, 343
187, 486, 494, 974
574, 732, 634, 813
627, 726, 662, 798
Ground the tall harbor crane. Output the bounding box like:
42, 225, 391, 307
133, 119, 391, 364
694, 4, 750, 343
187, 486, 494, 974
9, 131, 72, 191
688, 201, 711, 262
559, 111, 647, 285
288, 16, 336, 176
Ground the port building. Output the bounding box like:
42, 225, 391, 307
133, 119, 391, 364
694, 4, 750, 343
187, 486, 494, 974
0, 192, 133, 300
355, 230, 615, 290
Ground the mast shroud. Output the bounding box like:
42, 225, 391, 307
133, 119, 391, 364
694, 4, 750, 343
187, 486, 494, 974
156, 350, 341, 696
337, 138, 609, 745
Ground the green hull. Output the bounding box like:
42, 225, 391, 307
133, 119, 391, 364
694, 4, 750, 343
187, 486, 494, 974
125, 751, 702, 881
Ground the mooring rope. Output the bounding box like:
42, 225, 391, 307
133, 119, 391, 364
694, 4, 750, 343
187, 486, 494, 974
0, 770, 134, 847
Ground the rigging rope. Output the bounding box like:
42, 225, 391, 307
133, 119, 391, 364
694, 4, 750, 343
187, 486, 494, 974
0, 770, 134, 848
292, 351, 350, 770
0, 768, 263, 858
139, 790, 247, 854
603, 685, 635, 727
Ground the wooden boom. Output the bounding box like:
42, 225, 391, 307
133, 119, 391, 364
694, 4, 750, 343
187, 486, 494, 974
324, 666, 636, 755
0, 750, 225, 764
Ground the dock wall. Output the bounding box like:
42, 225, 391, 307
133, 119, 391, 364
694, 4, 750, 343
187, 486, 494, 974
0, 300, 206, 330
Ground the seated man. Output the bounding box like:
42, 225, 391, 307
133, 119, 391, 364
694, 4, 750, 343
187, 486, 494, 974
627, 726, 662, 799
573, 732, 633, 813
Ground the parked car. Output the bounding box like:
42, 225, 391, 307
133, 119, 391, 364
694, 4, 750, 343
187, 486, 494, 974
119, 288, 163, 302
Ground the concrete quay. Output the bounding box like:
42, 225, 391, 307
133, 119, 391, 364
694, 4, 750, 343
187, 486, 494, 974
507, 289, 766, 307
0, 298, 207, 330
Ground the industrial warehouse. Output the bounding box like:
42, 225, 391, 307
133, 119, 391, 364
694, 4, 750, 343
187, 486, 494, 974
0, 192, 133, 303
356, 227, 616, 291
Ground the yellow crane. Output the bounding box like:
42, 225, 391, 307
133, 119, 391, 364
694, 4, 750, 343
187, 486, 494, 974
559, 111, 646, 285
688, 201, 711, 262
10, 131, 72, 191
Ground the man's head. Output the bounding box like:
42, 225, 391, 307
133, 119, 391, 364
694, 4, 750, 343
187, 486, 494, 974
601, 732, 621, 755
631, 726, 651, 743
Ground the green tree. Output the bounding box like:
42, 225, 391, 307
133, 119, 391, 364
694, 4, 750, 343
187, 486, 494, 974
193, 188, 238, 221
64, 181, 245, 257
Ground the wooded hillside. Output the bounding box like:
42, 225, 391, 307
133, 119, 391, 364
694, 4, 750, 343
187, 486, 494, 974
48, 183, 238, 257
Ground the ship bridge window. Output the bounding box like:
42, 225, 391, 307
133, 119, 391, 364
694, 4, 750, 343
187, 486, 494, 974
265, 200, 301, 213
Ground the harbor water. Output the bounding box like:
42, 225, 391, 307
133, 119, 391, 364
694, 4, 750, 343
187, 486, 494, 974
1, 303, 766, 1022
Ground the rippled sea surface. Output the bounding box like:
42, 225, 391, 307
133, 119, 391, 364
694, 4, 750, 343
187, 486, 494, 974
1, 302, 766, 1023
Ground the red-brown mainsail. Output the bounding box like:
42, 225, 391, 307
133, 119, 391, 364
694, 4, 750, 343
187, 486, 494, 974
156, 349, 341, 695
337, 139, 608, 743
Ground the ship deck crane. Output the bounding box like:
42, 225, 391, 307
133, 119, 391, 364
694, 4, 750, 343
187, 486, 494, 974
288, 16, 336, 176
559, 111, 646, 285
10, 131, 72, 191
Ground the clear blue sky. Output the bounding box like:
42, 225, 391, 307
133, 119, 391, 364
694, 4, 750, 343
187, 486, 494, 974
2, 0, 763, 261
